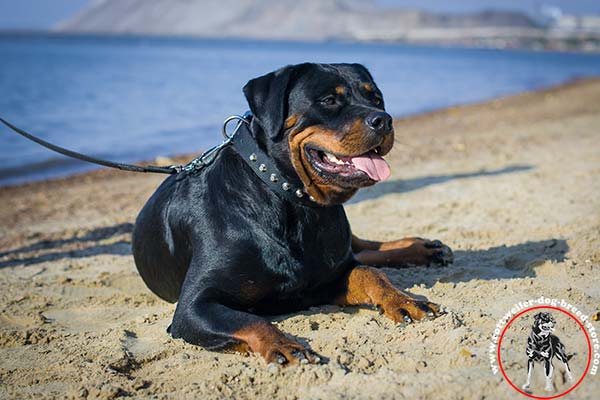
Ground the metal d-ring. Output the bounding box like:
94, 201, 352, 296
222, 111, 251, 140
172, 112, 253, 173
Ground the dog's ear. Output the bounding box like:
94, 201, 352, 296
349, 63, 375, 82
533, 312, 543, 321
243, 64, 308, 139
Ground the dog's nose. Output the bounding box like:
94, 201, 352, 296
365, 111, 393, 134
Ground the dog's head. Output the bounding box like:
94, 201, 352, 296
533, 312, 556, 337
243, 63, 394, 205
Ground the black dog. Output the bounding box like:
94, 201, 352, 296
132, 63, 453, 365
523, 312, 574, 391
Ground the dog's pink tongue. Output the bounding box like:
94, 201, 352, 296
349, 152, 391, 181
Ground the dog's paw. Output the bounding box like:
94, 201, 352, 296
382, 297, 442, 324
377, 237, 454, 268
422, 239, 454, 266
526, 349, 534, 358
545, 383, 554, 392
522, 383, 530, 390
263, 339, 321, 366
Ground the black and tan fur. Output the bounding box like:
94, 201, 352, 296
132, 63, 454, 365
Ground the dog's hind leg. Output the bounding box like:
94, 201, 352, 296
522, 359, 534, 390
351, 235, 453, 268
554, 340, 574, 382
562, 360, 574, 383
544, 359, 554, 392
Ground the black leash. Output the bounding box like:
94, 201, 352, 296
1, 113, 319, 206
0, 117, 178, 175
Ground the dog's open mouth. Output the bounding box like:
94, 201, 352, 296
306, 146, 391, 184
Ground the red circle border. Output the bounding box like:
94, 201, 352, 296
497, 305, 592, 399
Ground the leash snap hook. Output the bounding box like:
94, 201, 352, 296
222, 111, 252, 140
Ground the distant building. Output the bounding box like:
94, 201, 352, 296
579, 16, 600, 33
541, 5, 600, 34
556, 15, 600, 33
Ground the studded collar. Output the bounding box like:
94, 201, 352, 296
230, 118, 320, 208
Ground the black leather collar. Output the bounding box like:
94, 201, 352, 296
230, 117, 321, 208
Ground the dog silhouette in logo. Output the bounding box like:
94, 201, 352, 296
522, 312, 574, 392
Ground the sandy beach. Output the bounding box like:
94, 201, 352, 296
1, 79, 599, 399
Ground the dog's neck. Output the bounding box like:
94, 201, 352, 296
230, 120, 321, 208
533, 326, 551, 339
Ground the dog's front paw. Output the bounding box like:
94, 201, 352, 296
522, 383, 530, 390
382, 297, 442, 323
262, 338, 321, 366
526, 349, 534, 357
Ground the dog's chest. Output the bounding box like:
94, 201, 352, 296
529, 333, 552, 360
265, 208, 353, 296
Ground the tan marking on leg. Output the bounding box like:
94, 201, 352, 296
334, 267, 439, 322
353, 235, 453, 267
351, 234, 382, 252
232, 322, 316, 365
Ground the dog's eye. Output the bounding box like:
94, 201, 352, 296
319, 95, 337, 106
373, 97, 383, 107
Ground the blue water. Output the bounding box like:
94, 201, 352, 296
1, 34, 599, 186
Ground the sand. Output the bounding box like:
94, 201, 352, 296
1, 79, 599, 399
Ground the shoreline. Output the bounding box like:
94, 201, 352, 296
1, 77, 598, 191
1, 79, 599, 399
1, 30, 599, 54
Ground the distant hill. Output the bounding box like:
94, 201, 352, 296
55, 0, 540, 42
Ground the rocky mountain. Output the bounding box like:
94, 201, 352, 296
55, 0, 540, 42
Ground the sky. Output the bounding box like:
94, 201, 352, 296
0, 0, 599, 30
0, 0, 90, 29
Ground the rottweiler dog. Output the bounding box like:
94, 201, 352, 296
523, 312, 574, 391
132, 63, 453, 365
